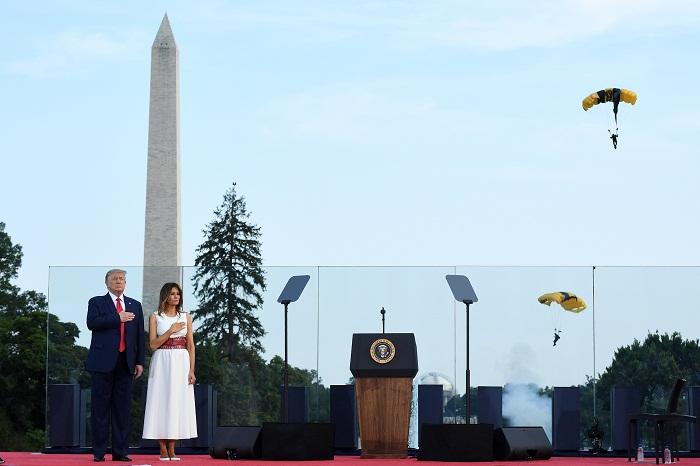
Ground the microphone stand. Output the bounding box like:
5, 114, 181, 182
380, 307, 386, 334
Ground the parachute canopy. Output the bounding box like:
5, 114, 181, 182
582, 88, 637, 124
538, 292, 587, 313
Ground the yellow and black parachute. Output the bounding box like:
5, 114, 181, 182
582, 88, 637, 125
538, 291, 587, 313
538, 291, 586, 346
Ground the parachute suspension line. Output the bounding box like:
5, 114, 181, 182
551, 303, 561, 337
592, 266, 597, 418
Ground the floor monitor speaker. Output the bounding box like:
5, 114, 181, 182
493, 426, 552, 460
208, 426, 261, 459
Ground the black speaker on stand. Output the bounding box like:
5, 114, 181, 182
552, 386, 580, 452
418, 384, 443, 447
477, 386, 503, 428
279, 385, 309, 423
610, 387, 641, 452
330, 384, 358, 450
48, 384, 80, 448
689, 385, 700, 452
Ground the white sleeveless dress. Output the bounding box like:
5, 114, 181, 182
142, 312, 198, 439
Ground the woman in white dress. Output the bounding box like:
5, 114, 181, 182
142, 283, 198, 460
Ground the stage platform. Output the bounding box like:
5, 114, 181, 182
3, 453, 700, 466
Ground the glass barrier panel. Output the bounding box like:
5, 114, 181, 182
47, 264, 700, 452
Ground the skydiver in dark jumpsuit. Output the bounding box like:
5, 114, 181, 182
609, 129, 618, 149
553, 329, 561, 346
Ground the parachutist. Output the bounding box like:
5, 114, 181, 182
553, 329, 561, 346
609, 130, 618, 149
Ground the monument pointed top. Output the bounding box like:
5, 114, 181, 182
152, 13, 177, 49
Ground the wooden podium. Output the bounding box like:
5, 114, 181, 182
350, 333, 418, 459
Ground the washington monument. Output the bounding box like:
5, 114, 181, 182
143, 14, 181, 321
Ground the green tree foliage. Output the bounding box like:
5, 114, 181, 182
0, 222, 44, 317
579, 332, 700, 450
191, 183, 266, 364
596, 332, 700, 413
0, 222, 89, 450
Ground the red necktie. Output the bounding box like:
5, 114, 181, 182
116, 297, 126, 352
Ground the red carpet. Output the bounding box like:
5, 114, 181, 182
2, 454, 700, 466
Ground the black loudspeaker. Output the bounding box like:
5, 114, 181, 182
279, 385, 309, 422
418, 423, 494, 461
418, 385, 443, 446
477, 386, 503, 428
552, 386, 580, 451
261, 422, 334, 460
181, 384, 214, 448
48, 384, 80, 447
610, 387, 641, 452
689, 386, 700, 452
208, 426, 261, 459
493, 426, 552, 460
79, 388, 89, 447
330, 385, 358, 450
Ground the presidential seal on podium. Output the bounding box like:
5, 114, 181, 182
369, 338, 395, 364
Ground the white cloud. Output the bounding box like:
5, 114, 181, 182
177, 0, 700, 51
6, 30, 146, 78
410, 0, 700, 50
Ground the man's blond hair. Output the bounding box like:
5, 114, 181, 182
105, 269, 127, 283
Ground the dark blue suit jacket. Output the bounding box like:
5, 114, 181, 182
86, 293, 145, 373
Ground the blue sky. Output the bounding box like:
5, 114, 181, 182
3, 1, 700, 393
3, 1, 700, 294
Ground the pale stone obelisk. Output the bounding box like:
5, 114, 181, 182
142, 14, 181, 325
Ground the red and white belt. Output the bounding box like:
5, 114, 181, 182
160, 336, 187, 349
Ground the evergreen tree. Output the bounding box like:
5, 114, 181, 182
191, 183, 266, 364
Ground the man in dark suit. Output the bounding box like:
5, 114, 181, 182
86, 269, 145, 462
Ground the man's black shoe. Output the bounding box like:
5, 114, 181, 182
93, 456, 105, 462
112, 455, 132, 462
